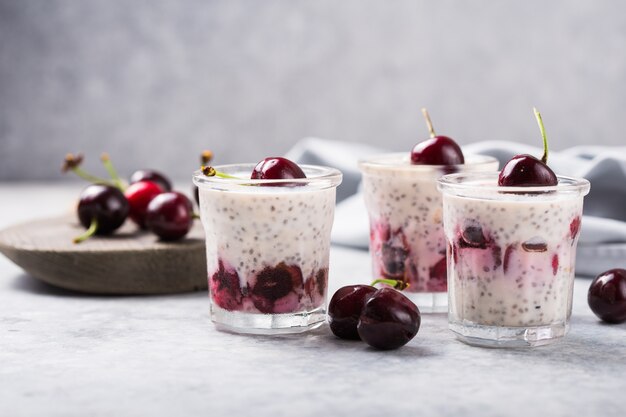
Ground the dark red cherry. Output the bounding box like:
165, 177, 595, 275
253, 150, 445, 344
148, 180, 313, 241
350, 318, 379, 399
498, 154, 557, 186
145, 192, 193, 241
250, 263, 303, 314
251, 157, 306, 180
357, 287, 421, 350
411, 136, 465, 165
328, 285, 378, 340
498, 108, 558, 187
210, 259, 245, 311
129, 169, 172, 192
460, 222, 488, 248
75, 184, 129, 243
588, 268, 626, 324
380, 229, 409, 279
411, 109, 464, 165
124, 180, 163, 228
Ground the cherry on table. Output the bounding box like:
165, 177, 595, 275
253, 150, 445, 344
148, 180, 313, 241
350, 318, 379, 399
251, 157, 306, 180
357, 287, 421, 350
410, 108, 464, 166
328, 285, 378, 340
588, 268, 626, 324
498, 108, 558, 187
124, 180, 163, 229
74, 184, 129, 243
129, 169, 172, 192
145, 192, 194, 241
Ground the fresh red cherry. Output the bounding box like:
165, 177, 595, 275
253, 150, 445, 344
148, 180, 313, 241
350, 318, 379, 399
410, 108, 464, 165
588, 268, 626, 324
124, 181, 163, 229
145, 192, 193, 241
498, 108, 558, 187
328, 285, 378, 340
74, 184, 129, 243
357, 287, 421, 350
251, 157, 306, 180
498, 154, 557, 186
129, 169, 172, 192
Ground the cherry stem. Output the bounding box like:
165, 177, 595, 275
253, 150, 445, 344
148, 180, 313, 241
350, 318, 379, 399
62, 153, 118, 187
100, 153, 126, 191
533, 107, 549, 164
70, 167, 113, 185
201, 166, 241, 179
192, 213, 200, 220
370, 278, 410, 291
73, 218, 98, 244
421, 108, 436, 138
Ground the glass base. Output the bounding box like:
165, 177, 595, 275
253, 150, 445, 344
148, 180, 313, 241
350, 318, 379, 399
211, 304, 326, 335
404, 291, 447, 313
449, 319, 569, 348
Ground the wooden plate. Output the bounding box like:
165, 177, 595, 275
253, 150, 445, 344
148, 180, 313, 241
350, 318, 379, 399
0, 216, 208, 294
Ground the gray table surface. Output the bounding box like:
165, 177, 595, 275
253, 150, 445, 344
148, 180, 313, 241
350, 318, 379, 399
0, 183, 624, 417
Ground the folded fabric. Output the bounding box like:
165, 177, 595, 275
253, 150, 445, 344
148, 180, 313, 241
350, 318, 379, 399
288, 138, 626, 276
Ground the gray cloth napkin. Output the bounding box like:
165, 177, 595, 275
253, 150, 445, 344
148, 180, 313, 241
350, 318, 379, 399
287, 138, 626, 277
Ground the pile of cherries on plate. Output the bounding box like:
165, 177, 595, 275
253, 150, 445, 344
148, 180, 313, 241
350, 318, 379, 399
63, 152, 202, 243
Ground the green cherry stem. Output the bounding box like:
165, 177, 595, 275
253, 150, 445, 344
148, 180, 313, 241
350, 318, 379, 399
201, 166, 242, 180
62, 153, 116, 186
72, 167, 112, 184
100, 153, 126, 191
534, 107, 549, 164
370, 278, 410, 291
421, 108, 437, 138
73, 218, 98, 244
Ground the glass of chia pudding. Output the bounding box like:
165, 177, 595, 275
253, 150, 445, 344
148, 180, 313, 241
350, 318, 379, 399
358, 154, 499, 312
438, 172, 590, 347
193, 164, 342, 334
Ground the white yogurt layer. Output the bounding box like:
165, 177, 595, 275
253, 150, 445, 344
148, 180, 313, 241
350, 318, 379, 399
199, 185, 336, 312
443, 192, 584, 327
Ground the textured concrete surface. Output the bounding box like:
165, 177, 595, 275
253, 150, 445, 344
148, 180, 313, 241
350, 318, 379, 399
0, 183, 625, 417
1, 1, 626, 181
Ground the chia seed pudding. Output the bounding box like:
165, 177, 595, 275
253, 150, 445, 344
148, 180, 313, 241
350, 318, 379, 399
439, 172, 590, 347
193, 164, 342, 334
359, 153, 498, 312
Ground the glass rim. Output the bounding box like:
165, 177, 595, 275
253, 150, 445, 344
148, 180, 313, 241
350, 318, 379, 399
438, 172, 591, 195
192, 163, 343, 188
358, 153, 499, 172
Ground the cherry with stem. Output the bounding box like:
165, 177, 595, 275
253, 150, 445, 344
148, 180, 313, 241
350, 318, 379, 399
100, 152, 127, 191
411, 108, 465, 166
497, 107, 558, 187
73, 184, 129, 244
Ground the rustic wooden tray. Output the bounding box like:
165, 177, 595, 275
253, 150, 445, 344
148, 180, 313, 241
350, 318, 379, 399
0, 216, 208, 294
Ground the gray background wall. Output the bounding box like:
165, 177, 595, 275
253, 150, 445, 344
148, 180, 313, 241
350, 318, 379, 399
1, 0, 625, 181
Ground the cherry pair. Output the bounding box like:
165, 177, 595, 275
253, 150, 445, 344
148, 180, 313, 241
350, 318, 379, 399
328, 281, 421, 350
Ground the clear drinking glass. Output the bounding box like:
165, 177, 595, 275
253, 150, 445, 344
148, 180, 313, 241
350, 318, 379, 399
438, 172, 590, 347
359, 154, 498, 313
193, 164, 342, 334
